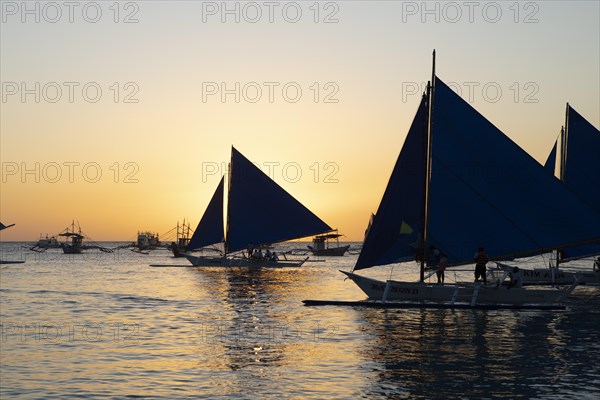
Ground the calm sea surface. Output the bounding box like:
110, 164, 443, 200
1, 242, 599, 399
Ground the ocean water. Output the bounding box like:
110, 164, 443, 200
1, 242, 599, 399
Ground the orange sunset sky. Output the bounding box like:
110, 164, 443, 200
1, 1, 599, 241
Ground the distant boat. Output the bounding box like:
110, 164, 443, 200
169, 220, 193, 257
30, 234, 60, 251
183, 147, 332, 267
136, 231, 161, 250
339, 52, 600, 306
307, 230, 350, 256
0, 222, 25, 264
57, 221, 113, 254
59, 221, 85, 254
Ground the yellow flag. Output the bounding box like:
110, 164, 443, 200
400, 221, 413, 235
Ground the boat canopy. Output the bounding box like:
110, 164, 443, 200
314, 233, 343, 240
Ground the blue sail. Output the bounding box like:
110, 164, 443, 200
562, 106, 600, 211
427, 77, 600, 265
225, 147, 332, 253
186, 177, 225, 251
544, 140, 557, 175
560, 105, 600, 259
355, 96, 427, 270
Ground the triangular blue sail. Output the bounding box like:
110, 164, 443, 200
560, 105, 600, 259
186, 177, 225, 251
226, 147, 332, 253
427, 77, 600, 265
355, 96, 427, 270
563, 106, 600, 211
544, 140, 557, 175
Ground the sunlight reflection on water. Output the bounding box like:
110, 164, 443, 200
1, 242, 599, 399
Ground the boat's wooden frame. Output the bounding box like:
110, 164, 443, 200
183, 253, 309, 268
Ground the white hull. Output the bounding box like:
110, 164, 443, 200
494, 263, 600, 286
341, 271, 573, 305
184, 254, 308, 268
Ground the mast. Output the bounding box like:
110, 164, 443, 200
420, 49, 435, 282
555, 126, 564, 269
561, 103, 570, 183
557, 127, 565, 180
556, 103, 570, 268
224, 148, 233, 254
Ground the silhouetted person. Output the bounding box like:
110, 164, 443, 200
474, 247, 489, 285
427, 245, 441, 267
437, 253, 448, 285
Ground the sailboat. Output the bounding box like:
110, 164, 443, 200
339, 52, 600, 306
493, 105, 600, 285
0, 222, 25, 264
183, 147, 333, 267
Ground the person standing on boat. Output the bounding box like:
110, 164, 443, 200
508, 267, 524, 288
436, 253, 448, 285
594, 257, 600, 272
426, 245, 441, 267
474, 247, 489, 285
247, 242, 254, 258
